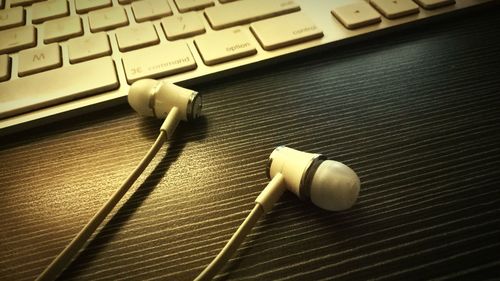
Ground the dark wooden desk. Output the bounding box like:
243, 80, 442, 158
1, 7, 500, 281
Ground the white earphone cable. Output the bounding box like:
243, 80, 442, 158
36, 116, 174, 281
194, 204, 264, 281
195, 174, 287, 281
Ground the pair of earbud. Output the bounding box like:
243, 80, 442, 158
37, 79, 360, 281
130, 79, 361, 280
129, 79, 360, 212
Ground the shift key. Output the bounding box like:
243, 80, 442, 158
122, 43, 197, 83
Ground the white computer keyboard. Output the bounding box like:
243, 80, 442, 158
0, 0, 495, 134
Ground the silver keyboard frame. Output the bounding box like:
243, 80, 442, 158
0, 0, 495, 135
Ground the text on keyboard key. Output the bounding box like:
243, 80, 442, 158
250, 12, 323, 51
0, 26, 36, 55
0, 7, 25, 30
131, 0, 172, 22
331, 2, 381, 29
32, 0, 69, 24
43, 16, 83, 44
194, 28, 257, 66
161, 12, 206, 40
18, 44, 62, 76
0, 54, 10, 82
88, 7, 129, 32
414, 0, 455, 9
370, 0, 420, 19
115, 22, 160, 52
68, 32, 111, 63
122, 43, 197, 83
0, 57, 118, 119
204, 0, 300, 30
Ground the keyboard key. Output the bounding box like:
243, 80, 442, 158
174, 0, 214, 12
88, 7, 128, 32
131, 0, 172, 22
68, 32, 111, 63
370, 0, 419, 19
331, 2, 381, 29
0, 7, 25, 30
414, 0, 455, 9
0, 26, 36, 55
43, 16, 83, 43
250, 12, 323, 51
10, 0, 43, 7
204, 0, 300, 30
122, 43, 196, 83
32, 0, 69, 24
18, 44, 62, 76
0, 54, 10, 82
75, 0, 112, 13
161, 12, 205, 40
0, 57, 118, 119
194, 28, 257, 65
115, 22, 159, 51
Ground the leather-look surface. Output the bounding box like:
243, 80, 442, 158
1, 7, 499, 281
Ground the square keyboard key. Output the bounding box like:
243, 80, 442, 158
0, 7, 25, 30
332, 2, 381, 29
88, 7, 128, 32
0, 25, 36, 54
115, 22, 159, 51
18, 44, 61, 76
370, 0, 420, 19
414, 0, 455, 9
32, 0, 69, 24
174, 0, 214, 12
0, 54, 10, 81
131, 0, 172, 22
67, 32, 111, 63
161, 12, 205, 40
43, 16, 83, 43
75, 0, 111, 13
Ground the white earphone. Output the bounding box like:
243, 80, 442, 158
128, 78, 202, 121
264, 146, 360, 211
197, 146, 361, 280
128, 79, 203, 138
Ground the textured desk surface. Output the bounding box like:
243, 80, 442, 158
1, 7, 500, 281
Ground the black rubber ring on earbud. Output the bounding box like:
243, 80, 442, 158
300, 154, 327, 200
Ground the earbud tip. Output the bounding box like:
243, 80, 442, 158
310, 160, 360, 211
128, 79, 158, 117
